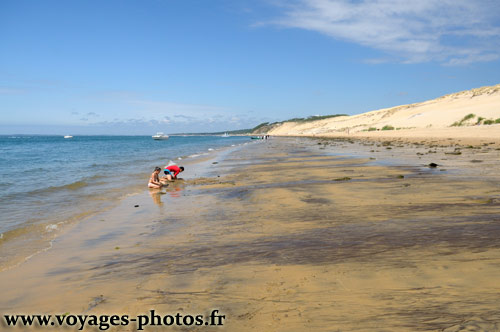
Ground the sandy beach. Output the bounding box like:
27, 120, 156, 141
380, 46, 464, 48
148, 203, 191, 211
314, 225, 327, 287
1, 137, 500, 331
4, 1, 500, 330
264, 84, 500, 145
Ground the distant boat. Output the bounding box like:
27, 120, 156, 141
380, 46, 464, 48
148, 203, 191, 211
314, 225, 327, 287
221, 132, 230, 137
152, 132, 169, 140
64, 135, 73, 139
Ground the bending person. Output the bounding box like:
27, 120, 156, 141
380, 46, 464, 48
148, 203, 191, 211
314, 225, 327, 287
163, 164, 184, 181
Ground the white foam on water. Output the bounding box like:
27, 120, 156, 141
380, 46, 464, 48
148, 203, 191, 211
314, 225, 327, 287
45, 224, 58, 232
2, 240, 56, 272
1, 221, 62, 272
208, 148, 214, 151
177, 157, 182, 160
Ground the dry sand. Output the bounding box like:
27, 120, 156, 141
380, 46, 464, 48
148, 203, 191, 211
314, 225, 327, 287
1, 137, 500, 331
267, 84, 500, 144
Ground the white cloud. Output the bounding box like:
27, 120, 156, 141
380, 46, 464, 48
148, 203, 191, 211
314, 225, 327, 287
268, 0, 500, 64
82, 90, 262, 130
85, 89, 237, 124
160, 116, 171, 124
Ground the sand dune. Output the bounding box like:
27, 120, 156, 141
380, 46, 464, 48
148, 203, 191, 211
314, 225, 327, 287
268, 84, 500, 142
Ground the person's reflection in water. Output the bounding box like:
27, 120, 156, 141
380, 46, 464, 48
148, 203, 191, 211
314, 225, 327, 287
149, 190, 164, 206
168, 186, 182, 198
149, 185, 183, 206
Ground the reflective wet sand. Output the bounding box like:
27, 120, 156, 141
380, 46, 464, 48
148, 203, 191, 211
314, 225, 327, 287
1, 137, 500, 331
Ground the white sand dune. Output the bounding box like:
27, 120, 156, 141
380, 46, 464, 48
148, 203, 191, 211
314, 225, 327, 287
268, 84, 500, 141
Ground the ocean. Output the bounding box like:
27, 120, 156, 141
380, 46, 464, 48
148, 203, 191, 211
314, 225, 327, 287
0, 134, 250, 268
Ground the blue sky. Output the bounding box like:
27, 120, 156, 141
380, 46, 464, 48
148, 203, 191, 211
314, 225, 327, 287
1, 0, 499, 134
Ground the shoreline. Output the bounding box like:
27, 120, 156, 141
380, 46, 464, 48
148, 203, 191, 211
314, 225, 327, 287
0, 138, 252, 272
1, 137, 500, 331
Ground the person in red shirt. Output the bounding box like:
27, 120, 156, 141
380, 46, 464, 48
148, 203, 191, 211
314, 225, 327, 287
163, 165, 184, 181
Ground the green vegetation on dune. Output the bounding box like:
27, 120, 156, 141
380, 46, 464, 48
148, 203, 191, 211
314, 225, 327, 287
451, 113, 476, 127
250, 122, 277, 134
251, 122, 270, 131
450, 114, 500, 127
252, 114, 347, 134
174, 115, 349, 135
287, 114, 347, 123
463, 113, 476, 121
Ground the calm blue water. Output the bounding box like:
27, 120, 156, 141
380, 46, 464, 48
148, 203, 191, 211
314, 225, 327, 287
0, 135, 249, 237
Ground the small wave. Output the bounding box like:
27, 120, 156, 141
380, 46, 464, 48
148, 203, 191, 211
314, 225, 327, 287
177, 157, 182, 160
208, 148, 214, 151
0, 210, 100, 272
23, 241, 54, 265
24, 180, 90, 196
4, 176, 108, 202
3, 240, 55, 273
89, 163, 107, 169
189, 154, 200, 158
45, 224, 58, 232
0, 182, 12, 188
58, 180, 89, 191
85, 174, 107, 181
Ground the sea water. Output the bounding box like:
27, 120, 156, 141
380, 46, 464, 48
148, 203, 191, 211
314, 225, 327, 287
0, 135, 249, 268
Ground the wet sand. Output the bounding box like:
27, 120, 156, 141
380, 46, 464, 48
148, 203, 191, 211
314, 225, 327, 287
1, 137, 500, 331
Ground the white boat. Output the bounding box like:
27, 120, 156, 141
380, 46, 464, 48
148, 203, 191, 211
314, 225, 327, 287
64, 135, 73, 139
152, 132, 169, 140
221, 132, 229, 137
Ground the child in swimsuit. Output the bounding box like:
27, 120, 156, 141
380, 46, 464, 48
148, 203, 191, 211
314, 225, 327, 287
148, 167, 164, 189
